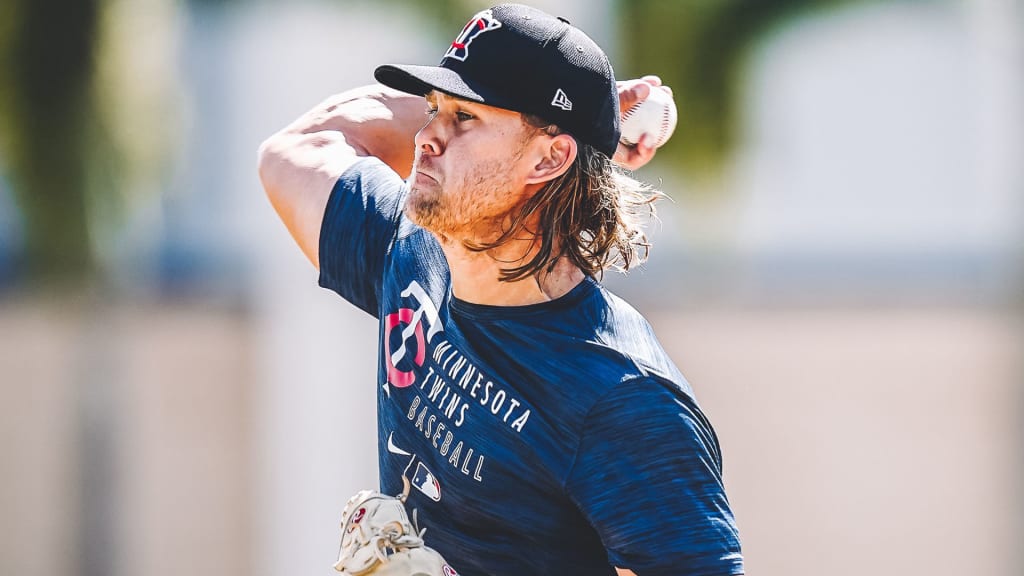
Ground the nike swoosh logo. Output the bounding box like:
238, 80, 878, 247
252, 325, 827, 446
387, 432, 411, 456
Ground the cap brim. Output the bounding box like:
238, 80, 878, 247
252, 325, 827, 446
374, 64, 515, 110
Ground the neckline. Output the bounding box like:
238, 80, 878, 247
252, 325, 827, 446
449, 276, 598, 320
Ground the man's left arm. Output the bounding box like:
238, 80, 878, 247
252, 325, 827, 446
567, 377, 744, 576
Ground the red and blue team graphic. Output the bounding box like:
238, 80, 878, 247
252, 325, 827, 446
443, 9, 502, 61
384, 307, 426, 388
442, 565, 459, 576
411, 462, 441, 501
382, 280, 442, 387
384, 281, 443, 389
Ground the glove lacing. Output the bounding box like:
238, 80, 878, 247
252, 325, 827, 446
337, 478, 429, 570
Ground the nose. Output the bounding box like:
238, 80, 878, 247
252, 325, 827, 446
414, 115, 443, 157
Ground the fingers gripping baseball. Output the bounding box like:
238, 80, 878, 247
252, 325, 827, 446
617, 75, 663, 114
334, 489, 458, 576
613, 76, 676, 171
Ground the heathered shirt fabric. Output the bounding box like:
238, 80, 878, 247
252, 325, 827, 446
318, 157, 743, 576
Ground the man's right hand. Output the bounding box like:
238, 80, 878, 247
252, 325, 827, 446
612, 76, 667, 171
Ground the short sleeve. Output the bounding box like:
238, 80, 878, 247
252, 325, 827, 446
566, 378, 744, 576
318, 157, 406, 317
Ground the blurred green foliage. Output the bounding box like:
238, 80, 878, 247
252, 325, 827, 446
0, 0, 871, 287
619, 0, 867, 178
366, 0, 872, 178
0, 0, 102, 286
366, 0, 481, 37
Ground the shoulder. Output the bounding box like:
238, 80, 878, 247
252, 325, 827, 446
586, 375, 707, 427
549, 282, 692, 398
586, 376, 717, 456
568, 375, 723, 484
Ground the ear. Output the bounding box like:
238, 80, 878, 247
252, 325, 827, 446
525, 133, 577, 185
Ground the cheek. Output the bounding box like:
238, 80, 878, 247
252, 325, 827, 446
419, 128, 530, 220
472, 153, 530, 201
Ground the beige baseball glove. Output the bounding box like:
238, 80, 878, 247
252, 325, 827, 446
334, 482, 458, 576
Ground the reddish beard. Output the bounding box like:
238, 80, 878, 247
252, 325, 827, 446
405, 153, 530, 243
404, 182, 446, 232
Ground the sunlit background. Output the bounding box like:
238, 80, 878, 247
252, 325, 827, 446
1, 1, 1021, 575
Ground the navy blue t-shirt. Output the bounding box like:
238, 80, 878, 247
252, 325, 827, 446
318, 157, 743, 576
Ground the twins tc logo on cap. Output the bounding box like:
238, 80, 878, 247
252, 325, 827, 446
444, 9, 502, 61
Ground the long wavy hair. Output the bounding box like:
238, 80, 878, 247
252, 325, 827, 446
464, 114, 664, 282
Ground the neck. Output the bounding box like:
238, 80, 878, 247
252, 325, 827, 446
437, 234, 585, 306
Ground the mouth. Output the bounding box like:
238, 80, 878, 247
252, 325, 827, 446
412, 170, 438, 186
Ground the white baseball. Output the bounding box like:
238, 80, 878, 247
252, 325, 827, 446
619, 85, 677, 149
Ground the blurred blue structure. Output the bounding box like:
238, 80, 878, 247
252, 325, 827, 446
155, 2, 248, 301
0, 175, 23, 288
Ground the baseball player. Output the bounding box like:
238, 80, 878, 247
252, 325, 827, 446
258, 4, 743, 575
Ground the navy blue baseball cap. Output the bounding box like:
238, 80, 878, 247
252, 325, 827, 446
374, 3, 620, 157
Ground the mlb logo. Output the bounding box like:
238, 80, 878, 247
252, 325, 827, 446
412, 462, 441, 501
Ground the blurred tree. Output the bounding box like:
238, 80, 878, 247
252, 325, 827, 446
0, 0, 877, 289
0, 0, 102, 287
619, 0, 869, 178
342, 0, 472, 33
362, 0, 875, 180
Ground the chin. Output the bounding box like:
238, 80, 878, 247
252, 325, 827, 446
404, 192, 444, 231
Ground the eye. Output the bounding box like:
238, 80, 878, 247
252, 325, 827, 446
456, 110, 474, 122
425, 106, 438, 118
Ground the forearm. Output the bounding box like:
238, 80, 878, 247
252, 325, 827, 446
257, 84, 426, 267
276, 84, 427, 178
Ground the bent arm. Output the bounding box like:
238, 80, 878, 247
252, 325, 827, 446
257, 85, 428, 267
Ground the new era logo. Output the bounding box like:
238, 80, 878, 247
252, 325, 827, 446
551, 88, 573, 111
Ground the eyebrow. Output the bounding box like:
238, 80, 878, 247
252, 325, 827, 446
426, 90, 476, 107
